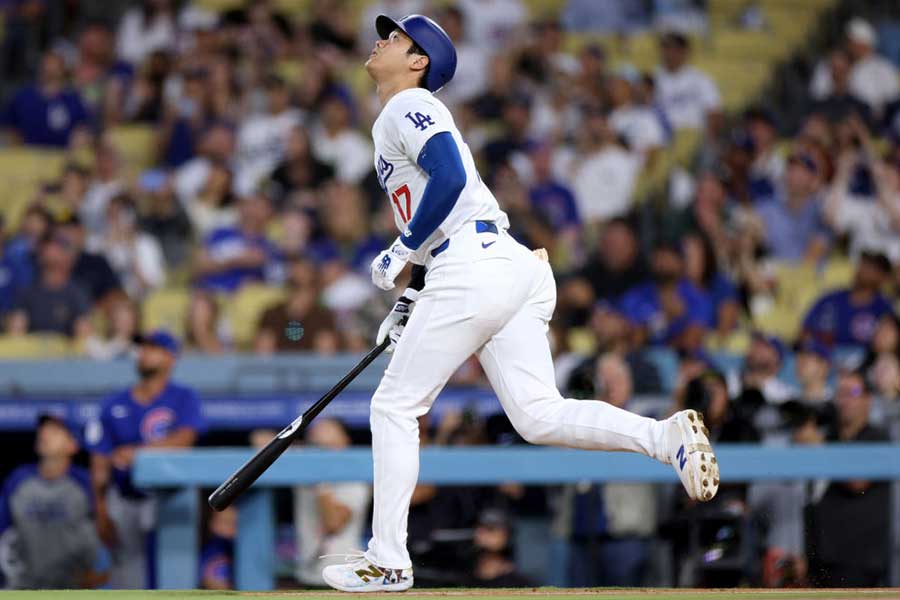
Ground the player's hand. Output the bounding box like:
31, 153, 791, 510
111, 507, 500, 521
370, 239, 412, 291
111, 445, 137, 470
377, 295, 413, 353
96, 510, 118, 547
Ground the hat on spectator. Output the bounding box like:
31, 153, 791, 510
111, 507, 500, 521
133, 329, 181, 355
796, 338, 831, 363
37, 412, 84, 448
846, 17, 877, 47
860, 249, 892, 274
787, 152, 818, 174
752, 331, 786, 364
660, 31, 689, 49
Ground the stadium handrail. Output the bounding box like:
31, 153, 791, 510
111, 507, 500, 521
134, 444, 900, 590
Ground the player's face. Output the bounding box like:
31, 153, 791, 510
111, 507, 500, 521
365, 29, 421, 81
136, 344, 175, 379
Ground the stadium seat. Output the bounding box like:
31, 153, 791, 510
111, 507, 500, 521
0, 334, 72, 359
226, 284, 286, 350
141, 287, 191, 339
105, 125, 157, 176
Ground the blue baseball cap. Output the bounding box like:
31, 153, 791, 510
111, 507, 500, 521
133, 329, 180, 355
797, 338, 832, 363
752, 331, 786, 364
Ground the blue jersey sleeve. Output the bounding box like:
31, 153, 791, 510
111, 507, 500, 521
175, 387, 207, 436
399, 132, 467, 250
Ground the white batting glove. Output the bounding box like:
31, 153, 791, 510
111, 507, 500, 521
377, 289, 417, 353
370, 238, 413, 291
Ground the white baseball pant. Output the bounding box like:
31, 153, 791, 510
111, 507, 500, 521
364, 223, 669, 570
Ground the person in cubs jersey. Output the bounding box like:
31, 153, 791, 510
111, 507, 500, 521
321, 14, 720, 593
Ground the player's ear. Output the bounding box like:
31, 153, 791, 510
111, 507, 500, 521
409, 53, 430, 73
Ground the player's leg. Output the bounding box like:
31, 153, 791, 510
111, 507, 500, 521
477, 260, 719, 501
323, 269, 491, 591
105, 489, 148, 589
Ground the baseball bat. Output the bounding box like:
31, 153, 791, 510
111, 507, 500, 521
208, 337, 391, 511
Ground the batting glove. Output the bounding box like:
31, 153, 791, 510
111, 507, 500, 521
377, 289, 418, 353
370, 238, 412, 291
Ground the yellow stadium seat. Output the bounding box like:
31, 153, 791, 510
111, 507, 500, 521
821, 257, 854, 290
705, 328, 750, 355
773, 262, 818, 310
106, 125, 157, 175
753, 302, 801, 341
225, 284, 286, 350
142, 287, 191, 339
566, 327, 596, 356
0, 334, 71, 359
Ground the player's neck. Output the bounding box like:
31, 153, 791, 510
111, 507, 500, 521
133, 375, 169, 404
376, 79, 419, 105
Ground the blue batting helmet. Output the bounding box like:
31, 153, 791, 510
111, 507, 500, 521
375, 14, 457, 93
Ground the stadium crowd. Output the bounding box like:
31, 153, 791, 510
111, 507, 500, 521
0, 0, 900, 591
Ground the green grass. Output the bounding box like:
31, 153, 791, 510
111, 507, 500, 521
0, 590, 898, 600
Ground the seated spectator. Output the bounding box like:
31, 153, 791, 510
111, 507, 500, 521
115, 0, 176, 67
0, 414, 103, 589
561, 218, 649, 327
654, 32, 722, 134
680, 369, 760, 443
98, 195, 166, 300
137, 176, 193, 268
728, 332, 796, 406
802, 251, 895, 348
81, 141, 126, 247
618, 243, 713, 351
607, 70, 665, 160
267, 126, 334, 210
754, 153, 830, 263
56, 216, 123, 308
571, 108, 639, 224
527, 144, 581, 248
310, 94, 372, 185
193, 194, 282, 294
435, 6, 489, 108
806, 370, 891, 587
3, 51, 90, 147
811, 50, 873, 128
470, 509, 534, 588
860, 313, 900, 404
482, 96, 536, 176
810, 18, 899, 121
173, 123, 236, 204
185, 291, 226, 354
85, 299, 140, 361
184, 161, 237, 238
744, 107, 785, 201
255, 258, 340, 354
234, 74, 304, 196
199, 506, 236, 590
294, 419, 370, 587
681, 232, 740, 337
793, 339, 832, 405
6, 232, 92, 340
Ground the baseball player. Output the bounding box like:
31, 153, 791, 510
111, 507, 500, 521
86, 330, 206, 589
322, 15, 720, 593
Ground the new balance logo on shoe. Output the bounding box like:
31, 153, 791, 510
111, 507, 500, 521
676, 444, 687, 470
355, 564, 383, 583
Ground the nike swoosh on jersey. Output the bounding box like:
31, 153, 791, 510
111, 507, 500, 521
481, 241, 496, 249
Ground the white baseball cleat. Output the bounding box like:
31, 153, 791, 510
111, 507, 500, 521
322, 555, 414, 593
666, 409, 719, 502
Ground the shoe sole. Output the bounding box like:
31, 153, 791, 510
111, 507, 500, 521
322, 571, 414, 593
674, 410, 719, 502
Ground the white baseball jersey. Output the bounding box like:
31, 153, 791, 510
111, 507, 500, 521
371, 88, 508, 264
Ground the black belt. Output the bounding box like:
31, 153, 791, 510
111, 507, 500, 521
430, 220, 497, 257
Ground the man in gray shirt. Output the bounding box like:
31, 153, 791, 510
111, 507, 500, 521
0, 414, 102, 589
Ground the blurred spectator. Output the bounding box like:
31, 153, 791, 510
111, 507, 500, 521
436, 5, 489, 109
608, 70, 666, 159
561, 0, 648, 33
807, 370, 891, 587
81, 141, 126, 246
457, 0, 527, 51
860, 314, 900, 403
729, 332, 795, 405
193, 194, 282, 294
810, 18, 899, 121
801, 251, 895, 348
6, 232, 92, 340
526, 143, 581, 262
185, 290, 226, 354
174, 123, 236, 204
294, 419, 371, 586
483, 96, 536, 176
311, 94, 372, 185
654, 32, 722, 134
470, 509, 534, 587
87, 330, 205, 588
116, 0, 177, 68
3, 51, 90, 147
84, 298, 140, 361
234, 75, 304, 196
565, 354, 656, 587
72, 22, 133, 126
0, 414, 103, 589
98, 195, 166, 300
561, 218, 648, 326
267, 126, 335, 210
811, 50, 872, 128
571, 109, 639, 224
754, 152, 829, 263
199, 506, 236, 590
793, 339, 832, 406
681, 232, 740, 338
744, 107, 784, 201
137, 175, 193, 268
255, 257, 340, 354
185, 161, 237, 237
619, 243, 712, 351
680, 369, 760, 443
56, 216, 124, 307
